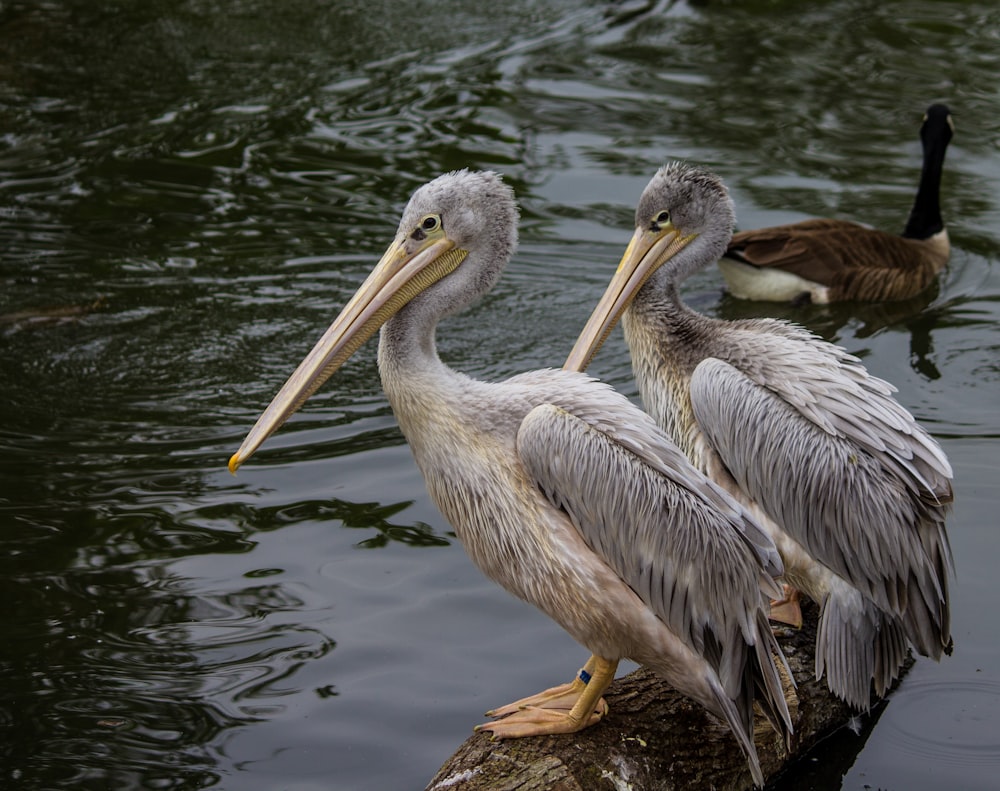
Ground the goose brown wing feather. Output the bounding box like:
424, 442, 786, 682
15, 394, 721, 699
727, 220, 947, 300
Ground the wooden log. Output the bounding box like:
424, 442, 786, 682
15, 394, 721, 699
426, 602, 909, 790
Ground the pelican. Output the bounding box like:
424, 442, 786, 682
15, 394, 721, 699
229, 170, 793, 785
719, 104, 953, 304
565, 162, 953, 709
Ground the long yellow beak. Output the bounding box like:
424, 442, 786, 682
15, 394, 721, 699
229, 236, 468, 473
564, 226, 695, 372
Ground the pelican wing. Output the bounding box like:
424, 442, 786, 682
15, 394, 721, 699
690, 345, 952, 626
732, 322, 951, 500
515, 398, 780, 693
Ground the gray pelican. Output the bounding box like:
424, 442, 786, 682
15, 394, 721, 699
229, 170, 792, 785
565, 162, 953, 709
720, 104, 953, 304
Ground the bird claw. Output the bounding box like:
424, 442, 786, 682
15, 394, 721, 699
475, 699, 608, 738
485, 679, 585, 718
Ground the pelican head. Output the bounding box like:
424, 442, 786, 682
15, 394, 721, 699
565, 162, 735, 371
229, 170, 518, 473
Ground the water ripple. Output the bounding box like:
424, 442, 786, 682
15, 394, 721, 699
882, 678, 1000, 767
2, 2, 1000, 790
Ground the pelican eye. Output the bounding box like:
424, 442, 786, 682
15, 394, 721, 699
411, 214, 441, 241
649, 210, 671, 231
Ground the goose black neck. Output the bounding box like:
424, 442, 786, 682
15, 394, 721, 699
902, 106, 951, 240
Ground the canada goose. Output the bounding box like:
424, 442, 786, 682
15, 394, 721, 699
719, 104, 953, 304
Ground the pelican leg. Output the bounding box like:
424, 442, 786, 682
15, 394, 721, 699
485, 656, 600, 718
769, 584, 804, 628
475, 656, 616, 738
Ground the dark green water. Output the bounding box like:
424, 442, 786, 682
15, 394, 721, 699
2, 1, 998, 789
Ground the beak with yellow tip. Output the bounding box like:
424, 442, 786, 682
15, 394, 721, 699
563, 223, 697, 372
229, 233, 468, 474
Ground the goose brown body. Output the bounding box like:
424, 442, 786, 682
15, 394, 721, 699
720, 104, 953, 304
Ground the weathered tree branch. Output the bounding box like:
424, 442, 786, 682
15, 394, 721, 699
426, 602, 909, 790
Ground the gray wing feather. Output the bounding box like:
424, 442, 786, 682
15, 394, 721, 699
516, 401, 779, 694
506, 370, 784, 579
738, 324, 952, 502
691, 355, 951, 647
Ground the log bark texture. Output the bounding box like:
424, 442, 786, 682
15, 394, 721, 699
426, 602, 909, 790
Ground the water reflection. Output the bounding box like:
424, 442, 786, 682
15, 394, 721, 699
1, 558, 319, 789
2, 0, 999, 789
715, 281, 947, 379
234, 497, 451, 549
769, 700, 890, 791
